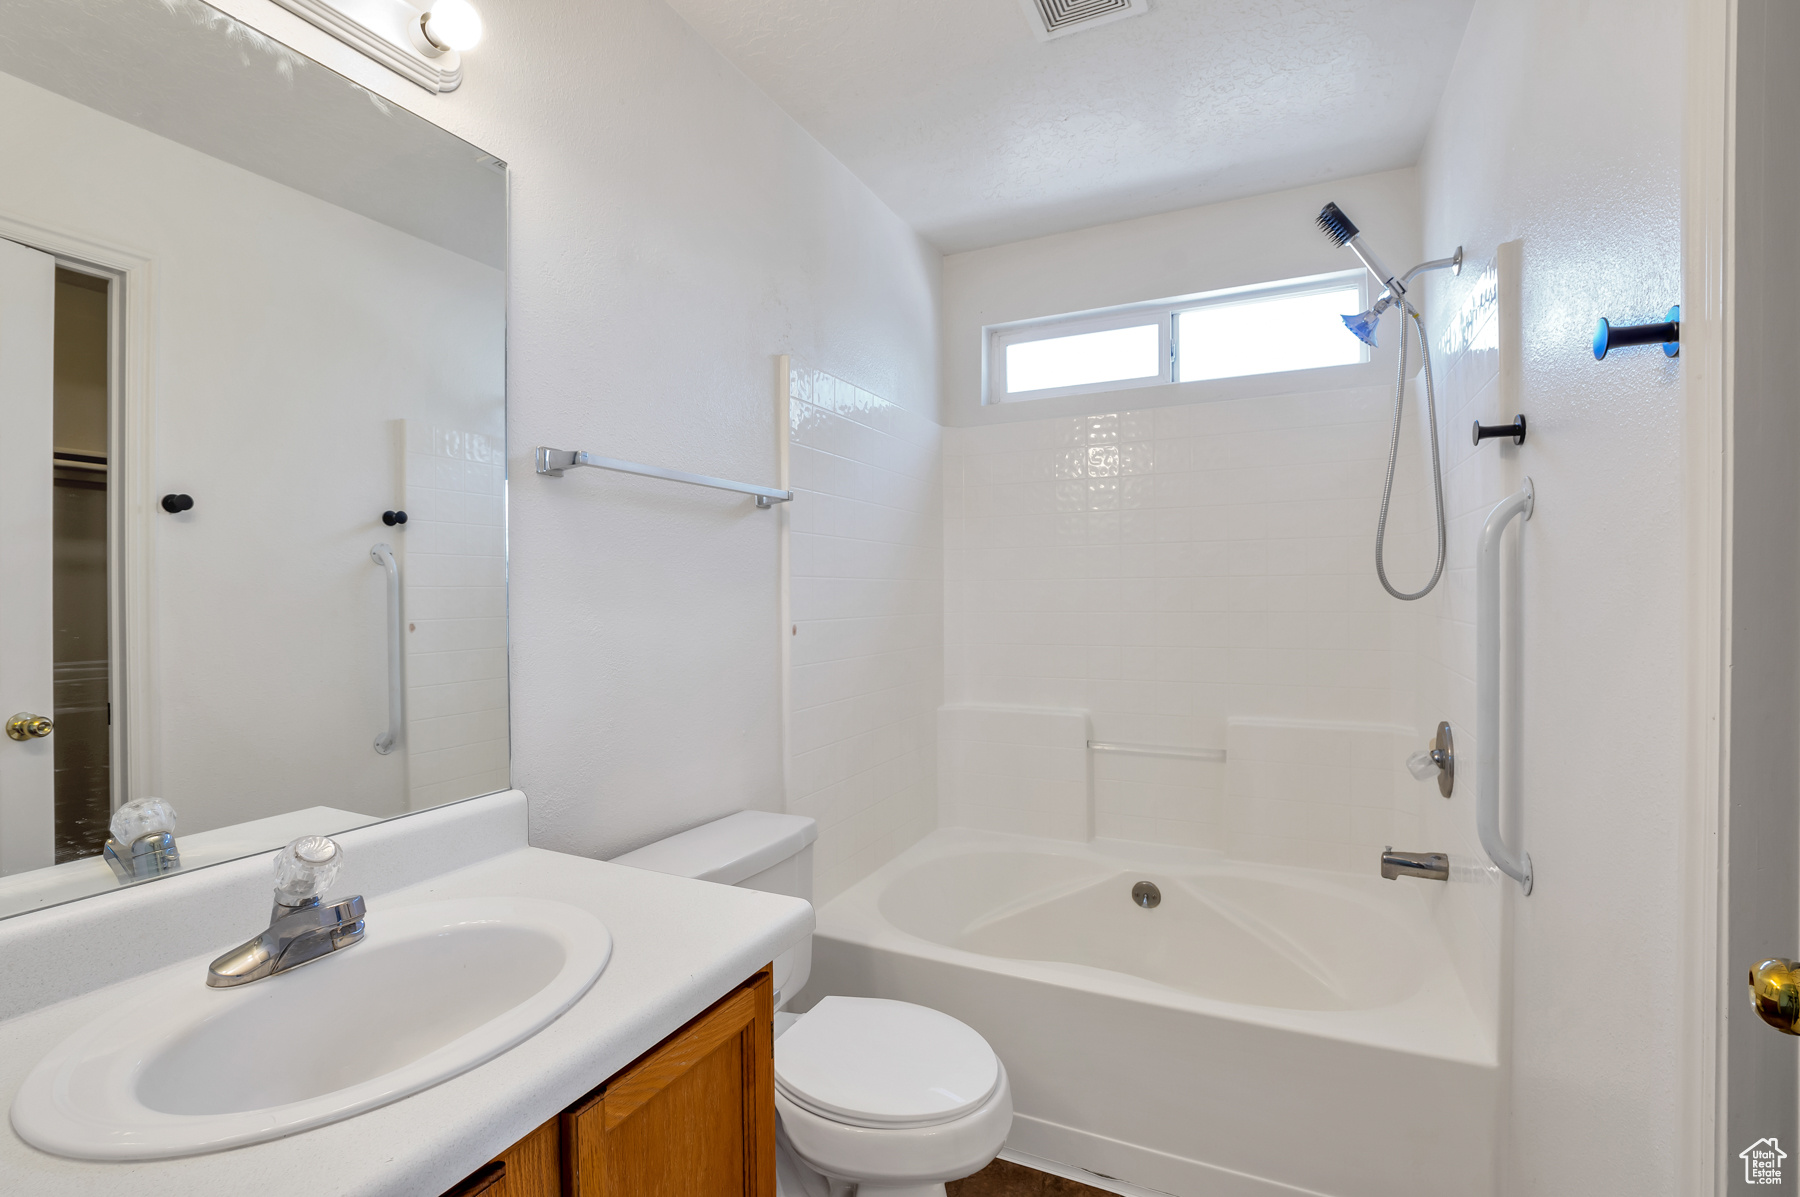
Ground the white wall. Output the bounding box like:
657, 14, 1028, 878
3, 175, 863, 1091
785, 359, 941, 903
0, 69, 504, 839
206, 0, 942, 866
1415, 0, 1687, 1192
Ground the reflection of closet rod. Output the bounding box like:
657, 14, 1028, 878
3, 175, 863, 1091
536, 447, 793, 508
52, 449, 107, 472
1088, 741, 1226, 762
370, 543, 402, 756
1476, 478, 1533, 894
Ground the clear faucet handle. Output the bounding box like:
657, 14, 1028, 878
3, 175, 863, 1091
110, 796, 177, 843
1405, 748, 1439, 781
273, 836, 342, 904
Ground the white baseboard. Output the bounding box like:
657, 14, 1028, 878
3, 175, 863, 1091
1004, 1113, 1335, 1197
998, 1147, 1178, 1197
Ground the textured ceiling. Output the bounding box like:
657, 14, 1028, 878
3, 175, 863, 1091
662, 0, 1475, 252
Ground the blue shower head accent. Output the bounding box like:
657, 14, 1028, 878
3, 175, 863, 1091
1343, 309, 1382, 347
1316, 202, 1360, 247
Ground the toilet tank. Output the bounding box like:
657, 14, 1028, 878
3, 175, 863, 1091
610, 811, 817, 1005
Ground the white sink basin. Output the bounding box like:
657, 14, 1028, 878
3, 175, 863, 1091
11, 897, 611, 1160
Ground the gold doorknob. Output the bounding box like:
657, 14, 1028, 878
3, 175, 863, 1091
4, 712, 52, 741
1751, 958, 1800, 1034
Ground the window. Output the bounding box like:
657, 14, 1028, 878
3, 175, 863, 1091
1005, 323, 1160, 393
985, 272, 1368, 403
1174, 284, 1364, 382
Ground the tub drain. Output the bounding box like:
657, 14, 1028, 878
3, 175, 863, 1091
1131, 880, 1161, 909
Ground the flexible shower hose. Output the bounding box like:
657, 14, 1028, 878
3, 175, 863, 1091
1373, 299, 1446, 601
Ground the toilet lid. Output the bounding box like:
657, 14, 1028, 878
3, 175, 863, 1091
774, 997, 1000, 1129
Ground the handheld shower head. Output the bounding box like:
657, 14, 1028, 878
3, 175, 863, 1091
1315, 201, 1401, 297
1315, 202, 1464, 347
1311, 203, 1465, 604
1316, 202, 1360, 247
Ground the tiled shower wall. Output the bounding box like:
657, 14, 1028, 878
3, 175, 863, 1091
786, 361, 943, 903
941, 385, 1442, 862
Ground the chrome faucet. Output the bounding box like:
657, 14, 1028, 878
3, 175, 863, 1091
1380, 846, 1450, 882
102, 796, 182, 883
207, 836, 366, 988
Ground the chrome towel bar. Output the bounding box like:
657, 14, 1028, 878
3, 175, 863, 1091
1088, 741, 1225, 762
536, 447, 793, 508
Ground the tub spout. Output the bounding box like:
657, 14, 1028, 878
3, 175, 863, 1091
1380, 847, 1449, 881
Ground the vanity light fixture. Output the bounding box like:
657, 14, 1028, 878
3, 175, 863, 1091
268, 0, 483, 93
410, 0, 483, 54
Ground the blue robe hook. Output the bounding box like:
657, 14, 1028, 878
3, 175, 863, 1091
1593, 305, 1680, 360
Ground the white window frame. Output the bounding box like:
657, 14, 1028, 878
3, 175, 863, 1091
983, 269, 1370, 405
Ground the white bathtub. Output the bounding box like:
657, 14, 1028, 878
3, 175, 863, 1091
801, 829, 1496, 1197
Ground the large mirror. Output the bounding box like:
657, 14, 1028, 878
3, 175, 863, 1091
0, 0, 508, 917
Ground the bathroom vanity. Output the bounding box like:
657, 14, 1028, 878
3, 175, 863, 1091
0, 792, 812, 1195
446, 967, 775, 1197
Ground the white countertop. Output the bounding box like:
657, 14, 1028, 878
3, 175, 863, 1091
0, 796, 814, 1196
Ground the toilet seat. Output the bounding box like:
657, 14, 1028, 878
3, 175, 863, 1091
774, 997, 1000, 1130
775, 1059, 1013, 1190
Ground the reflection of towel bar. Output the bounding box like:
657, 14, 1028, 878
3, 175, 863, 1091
1087, 741, 1225, 762
536, 447, 793, 508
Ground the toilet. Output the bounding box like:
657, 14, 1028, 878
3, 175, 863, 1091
611, 811, 1012, 1197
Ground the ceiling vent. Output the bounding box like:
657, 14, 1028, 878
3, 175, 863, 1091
1018, 0, 1148, 41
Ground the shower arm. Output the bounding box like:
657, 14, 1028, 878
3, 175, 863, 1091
1362, 247, 1468, 307
1399, 247, 1465, 289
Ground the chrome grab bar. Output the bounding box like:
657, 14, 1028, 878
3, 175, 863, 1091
1476, 479, 1533, 893
370, 543, 402, 755
1087, 741, 1225, 762
536, 447, 793, 508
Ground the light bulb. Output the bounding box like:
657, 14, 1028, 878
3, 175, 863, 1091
421, 0, 482, 52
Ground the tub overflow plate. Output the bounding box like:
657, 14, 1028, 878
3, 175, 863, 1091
1132, 881, 1161, 909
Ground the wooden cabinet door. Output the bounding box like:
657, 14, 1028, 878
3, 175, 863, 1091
441, 1118, 560, 1197
562, 967, 775, 1197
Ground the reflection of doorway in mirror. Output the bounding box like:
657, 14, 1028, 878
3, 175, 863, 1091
0, 242, 122, 876
400, 420, 509, 811
51, 268, 111, 862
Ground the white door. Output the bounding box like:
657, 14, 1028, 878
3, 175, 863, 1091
0, 237, 56, 874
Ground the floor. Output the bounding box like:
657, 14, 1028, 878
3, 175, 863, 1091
947, 1157, 1117, 1197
